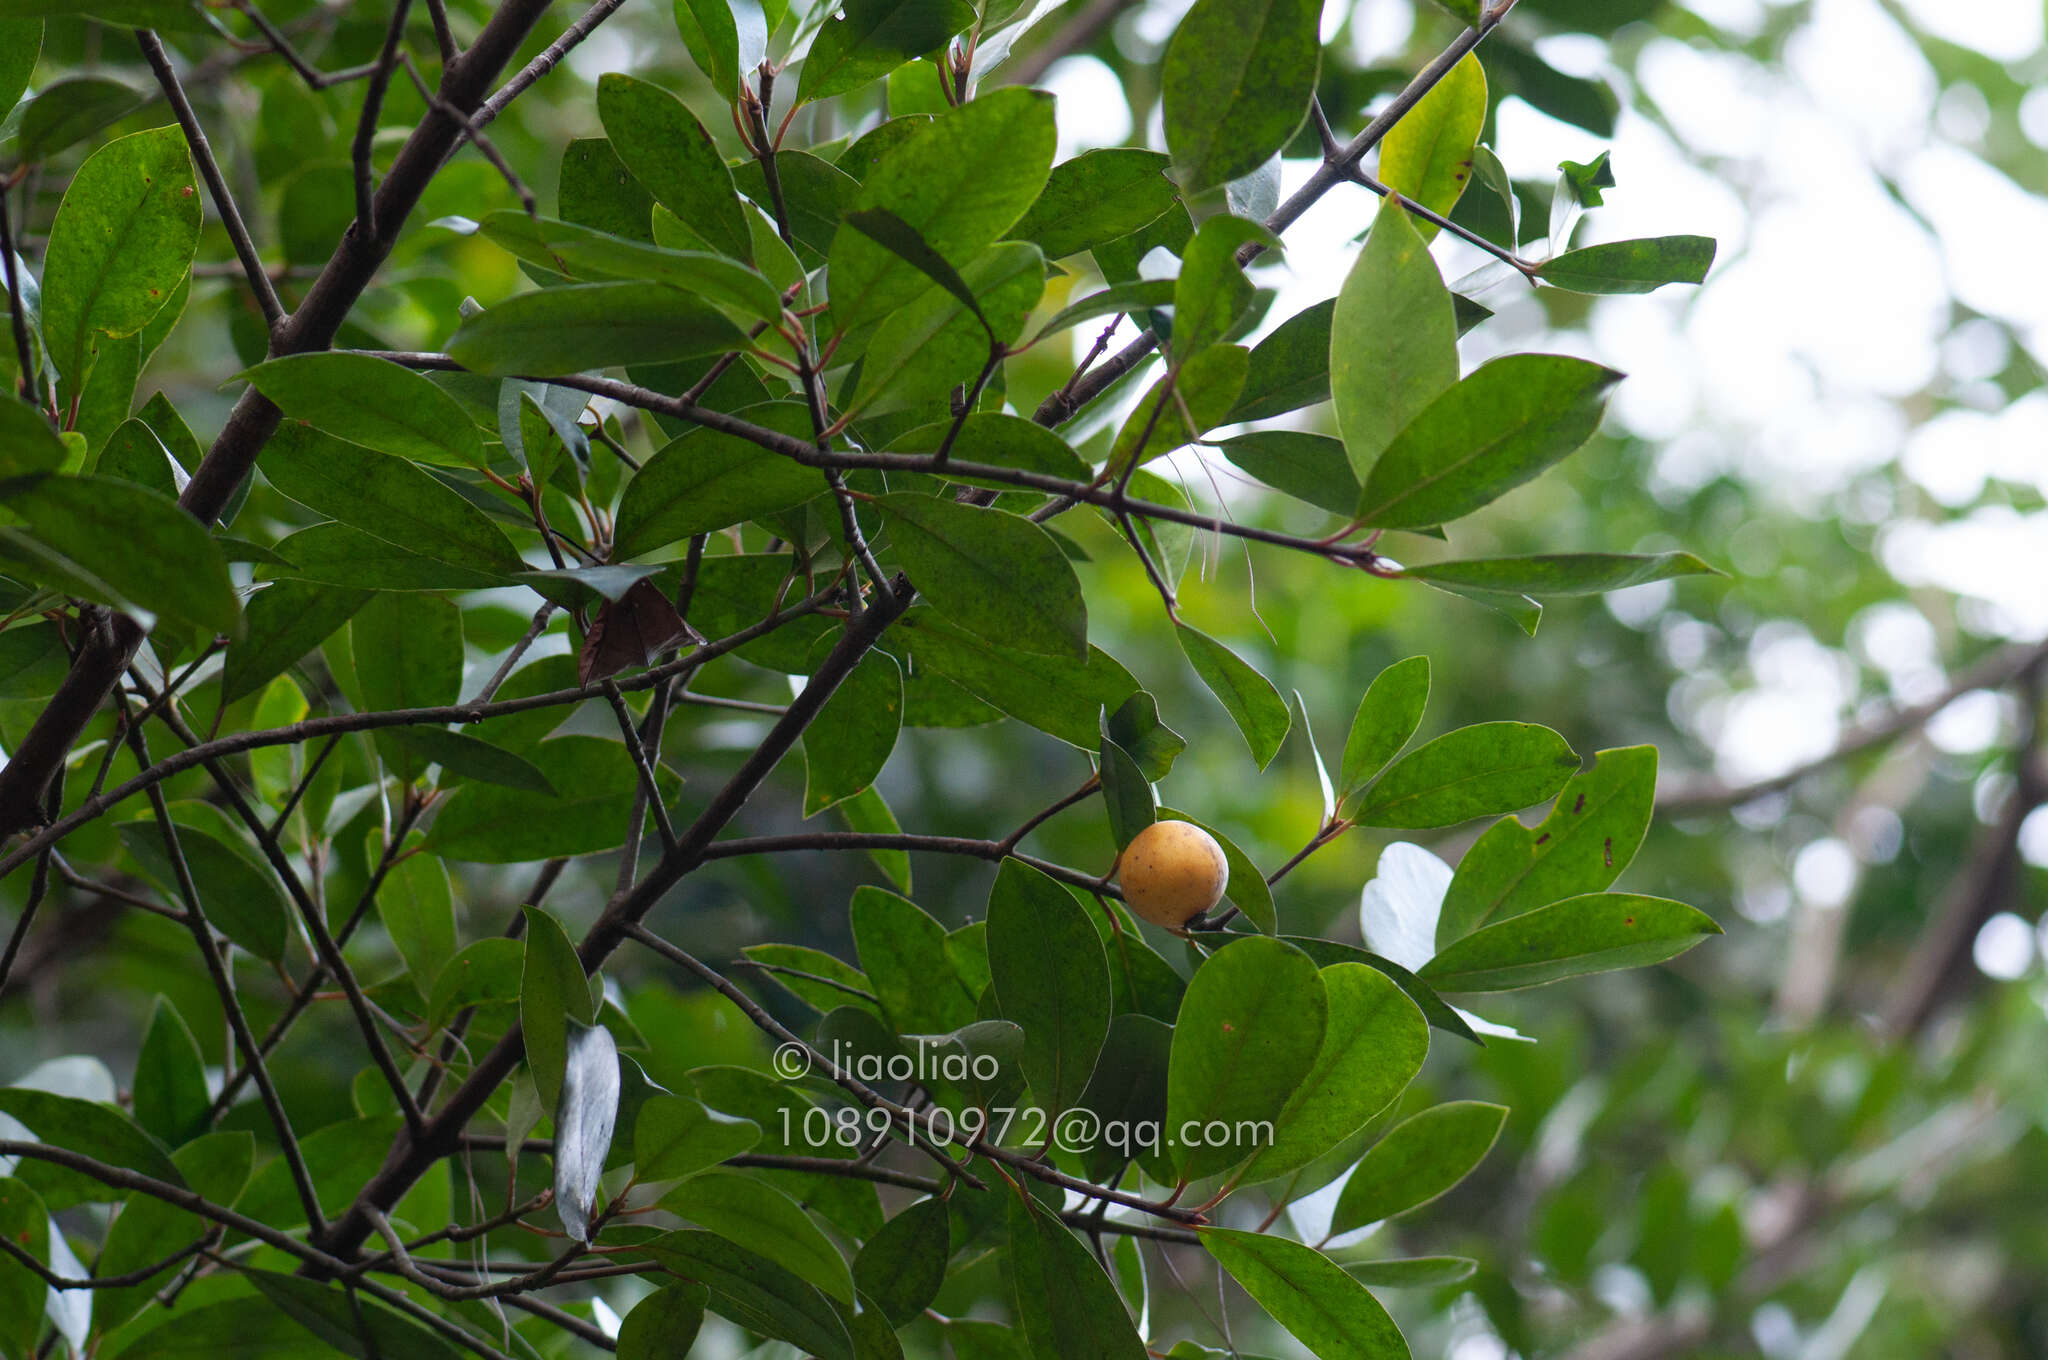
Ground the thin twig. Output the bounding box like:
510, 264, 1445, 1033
353, 0, 417, 237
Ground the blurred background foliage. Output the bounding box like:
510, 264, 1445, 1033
3, 0, 2045, 1354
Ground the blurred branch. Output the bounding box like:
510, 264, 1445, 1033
1004, 0, 1137, 87
352, 0, 416, 235
1658, 637, 2048, 814
229, 0, 382, 89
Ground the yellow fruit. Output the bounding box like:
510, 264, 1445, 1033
1117, 819, 1230, 930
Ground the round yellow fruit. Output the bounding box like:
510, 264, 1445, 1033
1117, 819, 1230, 930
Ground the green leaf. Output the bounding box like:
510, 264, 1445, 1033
803, 649, 902, 816
41, 125, 200, 388
1437, 745, 1658, 945
351, 592, 463, 784
0, 394, 69, 476
878, 493, 1087, 658
1227, 297, 1331, 423
674, 0, 766, 101
1098, 735, 1155, 849
1419, 892, 1722, 991
1202, 1227, 1411, 1358
520, 904, 594, 1111
239, 354, 485, 469
0, 1182, 48, 1358
1155, 805, 1273, 935
851, 885, 978, 1035
1422, 579, 1544, 635
796, 0, 974, 103
97, 416, 179, 495
896, 412, 1092, 488
426, 938, 525, 1028
896, 611, 1138, 748
1349, 721, 1578, 828
1356, 354, 1623, 528
0, 474, 238, 636
1167, 936, 1325, 1181
1337, 1255, 1478, 1288
1377, 52, 1487, 239
661, 1172, 856, 1303
1161, 0, 1320, 193
596, 74, 751, 261
1239, 963, 1428, 1183
732, 152, 859, 258
1006, 1192, 1148, 1359
0, 1088, 183, 1200
448, 282, 748, 377
1105, 343, 1247, 475
424, 736, 641, 862
476, 211, 783, 319
388, 727, 558, 795
615, 403, 824, 558
1106, 691, 1185, 782
1536, 234, 1715, 294
1217, 430, 1359, 516
988, 858, 1111, 1113
1012, 149, 1179, 261
0, 0, 204, 26
262, 422, 523, 573
643, 1229, 855, 1360
116, 820, 289, 962
838, 785, 913, 893
848, 241, 1045, 417
619, 1282, 709, 1360
1332, 193, 1459, 480
1557, 149, 1616, 207
1339, 655, 1429, 796
376, 851, 458, 994
1028, 278, 1177, 346
132, 995, 209, 1148
244, 1270, 463, 1359
854, 1197, 950, 1325
1174, 213, 1279, 360
1328, 1101, 1505, 1234
0, 18, 40, 118
262, 523, 516, 592
1175, 623, 1290, 770
1403, 550, 1720, 595
826, 88, 1055, 332
90, 1132, 251, 1334
634, 1094, 761, 1181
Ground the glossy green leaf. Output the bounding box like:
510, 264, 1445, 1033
0, 1180, 49, 1358
520, 904, 595, 1111
897, 412, 1092, 488
732, 151, 858, 257
0, 394, 68, 476
219, 582, 368, 706
1106, 691, 1185, 782
1167, 936, 1325, 1181
849, 241, 1045, 416
351, 592, 462, 784
1202, 1227, 1411, 1358
1013, 149, 1179, 260
634, 1094, 762, 1181
1350, 721, 1578, 828
619, 1281, 709, 1360
262, 522, 516, 592
96, 416, 178, 494
878, 493, 1087, 658
1377, 52, 1487, 238
388, 727, 557, 795
1402, 550, 1721, 595
476, 211, 783, 318
0, 18, 39, 117
132, 995, 209, 1148
1217, 430, 1359, 516
1175, 622, 1290, 770
854, 1197, 950, 1325
90, 1132, 251, 1335
0, 474, 238, 635
1227, 297, 1332, 422
1419, 892, 1722, 991
797, 0, 974, 102
0, 1088, 182, 1198
41, 126, 200, 388
644, 1229, 855, 1360
1006, 1191, 1148, 1359
1173, 213, 1279, 360
1537, 235, 1715, 294
1331, 192, 1459, 480
1355, 354, 1623, 528
1161, 0, 1320, 193
1028, 278, 1177, 345
826, 88, 1055, 331
662, 1171, 855, 1303
239, 354, 485, 468
448, 283, 748, 377
895, 611, 1138, 748
851, 885, 977, 1035
1339, 655, 1430, 796
117, 820, 289, 962
426, 937, 526, 1028
377, 851, 458, 994
988, 858, 1111, 1113
597, 74, 751, 261
1098, 736, 1155, 848
0, 0, 205, 26
1437, 745, 1658, 946
245, 1269, 463, 1359
1105, 343, 1248, 474
615, 403, 824, 557
1240, 963, 1428, 1183
1329, 1101, 1506, 1234
1338, 1255, 1478, 1288
263, 423, 522, 574
803, 648, 902, 815
425, 737, 641, 862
